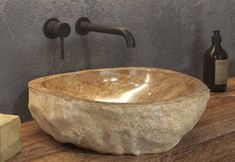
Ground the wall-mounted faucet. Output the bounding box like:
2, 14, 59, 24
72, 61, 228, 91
43, 18, 71, 60
75, 17, 135, 48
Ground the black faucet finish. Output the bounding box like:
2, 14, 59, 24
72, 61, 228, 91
75, 17, 135, 48
43, 18, 71, 60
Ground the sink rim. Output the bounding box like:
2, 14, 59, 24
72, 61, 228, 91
28, 67, 209, 105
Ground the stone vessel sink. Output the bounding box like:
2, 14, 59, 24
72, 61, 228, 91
28, 67, 209, 155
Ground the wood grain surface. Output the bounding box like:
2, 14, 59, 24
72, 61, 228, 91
9, 77, 235, 162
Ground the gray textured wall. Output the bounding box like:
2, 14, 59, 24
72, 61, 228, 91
0, 0, 235, 121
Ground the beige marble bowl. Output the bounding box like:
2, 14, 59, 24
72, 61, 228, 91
28, 67, 209, 155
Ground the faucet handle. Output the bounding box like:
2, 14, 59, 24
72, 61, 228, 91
43, 18, 71, 60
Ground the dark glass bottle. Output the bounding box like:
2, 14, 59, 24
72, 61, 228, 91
203, 30, 228, 92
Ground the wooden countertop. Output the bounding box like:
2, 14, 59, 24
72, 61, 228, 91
10, 77, 235, 162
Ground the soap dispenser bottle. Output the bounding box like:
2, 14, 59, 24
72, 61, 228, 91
203, 30, 228, 92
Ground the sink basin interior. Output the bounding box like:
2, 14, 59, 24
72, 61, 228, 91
38, 68, 204, 104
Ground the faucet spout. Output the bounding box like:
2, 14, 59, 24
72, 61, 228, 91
119, 28, 136, 48
76, 17, 136, 48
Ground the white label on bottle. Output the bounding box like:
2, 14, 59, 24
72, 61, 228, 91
215, 60, 228, 85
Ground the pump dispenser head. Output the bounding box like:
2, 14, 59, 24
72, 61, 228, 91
212, 30, 222, 45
